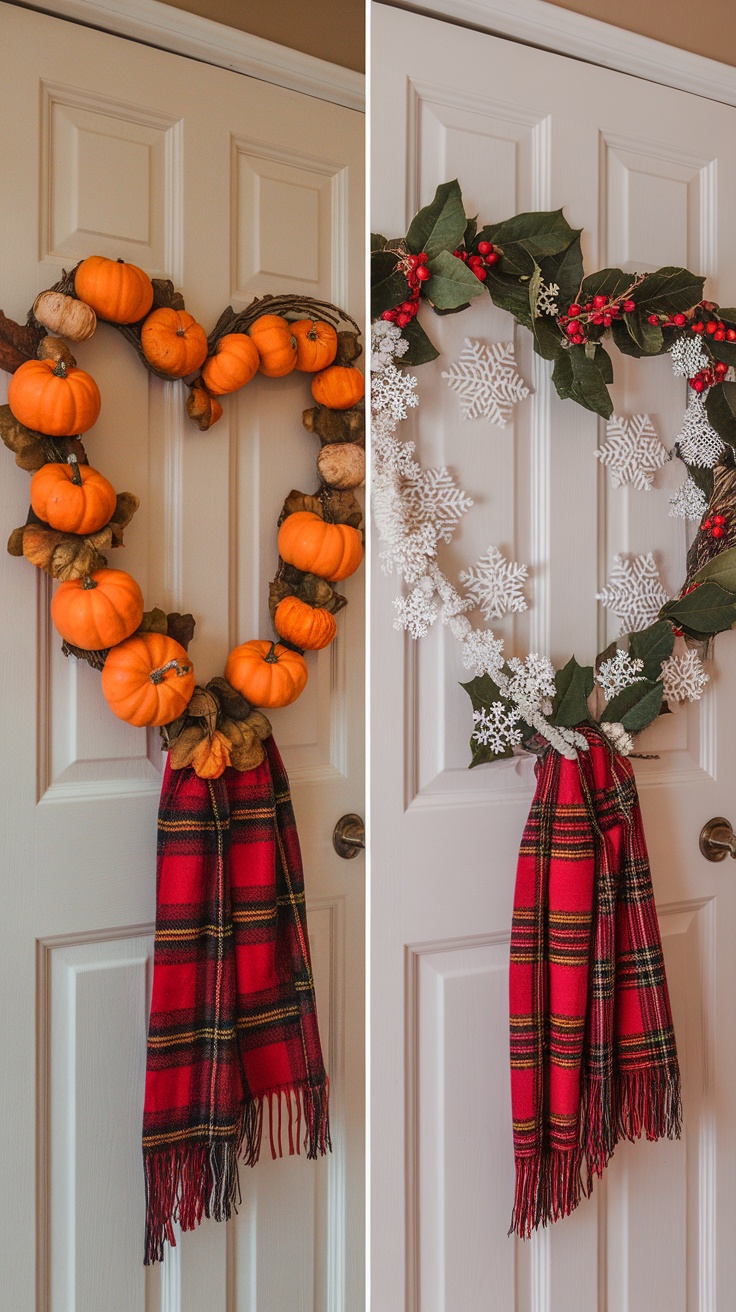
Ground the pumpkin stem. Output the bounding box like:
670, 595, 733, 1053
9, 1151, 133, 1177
67, 454, 82, 486
264, 641, 280, 664
150, 658, 191, 684
53, 359, 68, 379
81, 574, 98, 590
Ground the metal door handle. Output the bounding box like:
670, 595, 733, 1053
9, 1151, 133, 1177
699, 816, 736, 861
333, 813, 365, 859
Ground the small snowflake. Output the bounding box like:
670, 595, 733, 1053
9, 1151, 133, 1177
459, 546, 529, 621
441, 338, 530, 425
600, 721, 634, 756
371, 320, 409, 373
393, 580, 438, 639
506, 653, 556, 715
460, 629, 505, 677
472, 703, 523, 753
668, 476, 708, 520
595, 414, 669, 491
597, 649, 645, 699
379, 520, 438, 583
372, 362, 419, 422
660, 649, 709, 702
403, 467, 474, 544
597, 553, 670, 634
534, 281, 560, 318
675, 393, 724, 468
670, 336, 709, 379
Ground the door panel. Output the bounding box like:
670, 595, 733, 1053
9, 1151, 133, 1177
0, 6, 363, 1308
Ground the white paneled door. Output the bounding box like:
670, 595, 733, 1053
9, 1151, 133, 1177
0, 6, 364, 1309
371, 5, 736, 1310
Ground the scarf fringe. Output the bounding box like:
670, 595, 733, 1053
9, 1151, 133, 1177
144, 1078, 330, 1264
509, 1065, 682, 1240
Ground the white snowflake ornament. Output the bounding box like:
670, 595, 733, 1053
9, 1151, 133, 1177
506, 653, 557, 717
676, 393, 724, 468
403, 467, 474, 544
669, 336, 709, 379
459, 546, 529, 621
371, 362, 419, 422
597, 553, 670, 634
460, 629, 506, 677
595, 414, 669, 491
660, 649, 709, 702
472, 703, 523, 754
597, 649, 645, 699
371, 320, 409, 373
534, 281, 560, 318
393, 580, 438, 639
441, 338, 530, 425
668, 477, 708, 521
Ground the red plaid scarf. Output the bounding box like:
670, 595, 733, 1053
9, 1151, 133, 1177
509, 728, 681, 1237
143, 735, 330, 1265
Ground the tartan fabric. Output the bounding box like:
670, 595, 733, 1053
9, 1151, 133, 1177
143, 734, 330, 1265
509, 727, 681, 1237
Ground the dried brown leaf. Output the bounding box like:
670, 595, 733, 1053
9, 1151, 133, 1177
108, 492, 140, 545
167, 612, 196, 651
191, 729, 231, 779
152, 279, 186, 312
207, 677, 252, 721
278, 489, 323, 527
320, 487, 363, 531
7, 526, 24, 557
169, 723, 207, 770
51, 536, 108, 582
245, 709, 272, 741
0, 406, 89, 472
186, 379, 223, 431
60, 641, 108, 670
0, 309, 44, 361
334, 331, 362, 365
219, 718, 265, 772
138, 607, 168, 636
186, 687, 219, 736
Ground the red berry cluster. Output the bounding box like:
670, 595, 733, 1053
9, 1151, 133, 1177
689, 360, 729, 392
691, 316, 736, 341
382, 251, 431, 328
559, 294, 627, 344
702, 514, 727, 539
453, 241, 499, 282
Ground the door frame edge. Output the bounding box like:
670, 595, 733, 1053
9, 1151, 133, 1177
377, 0, 736, 107
15, 0, 365, 110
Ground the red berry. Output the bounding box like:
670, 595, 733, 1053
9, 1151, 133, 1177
416, 265, 430, 282
591, 313, 604, 325
486, 251, 499, 265
381, 309, 396, 322
603, 314, 612, 326
396, 313, 410, 327
712, 525, 725, 538
568, 304, 581, 317
566, 322, 580, 337
623, 300, 636, 313
714, 515, 726, 525
473, 266, 487, 281
715, 361, 729, 375
692, 321, 705, 333
648, 314, 660, 325
468, 254, 482, 266
593, 294, 607, 309
692, 378, 705, 392
706, 320, 718, 334
573, 333, 585, 344
407, 254, 421, 269
417, 252, 427, 261
728, 329, 736, 342
477, 241, 492, 255
704, 519, 712, 529
674, 313, 686, 326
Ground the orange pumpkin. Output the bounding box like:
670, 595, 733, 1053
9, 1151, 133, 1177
201, 333, 259, 395
8, 358, 101, 436
277, 511, 363, 582
248, 314, 298, 378
101, 631, 195, 726
30, 457, 116, 534
51, 568, 144, 650
225, 640, 308, 708
74, 256, 154, 324
141, 307, 208, 378
274, 596, 337, 650
291, 319, 338, 372
311, 365, 365, 410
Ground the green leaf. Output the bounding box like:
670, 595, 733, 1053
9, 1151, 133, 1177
406, 180, 468, 260
425, 249, 486, 310
581, 268, 632, 303
481, 210, 583, 280
601, 678, 664, 732
544, 236, 584, 311
399, 316, 440, 366
371, 232, 388, 252
705, 383, 736, 448
469, 739, 513, 767
464, 215, 478, 248
611, 317, 648, 359
528, 262, 543, 326
485, 268, 535, 328
625, 313, 665, 355
693, 544, 736, 592
551, 657, 594, 727
661, 581, 736, 635
551, 348, 574, 399
532, 316, 565, 361
371, 250, 408, 319
687, 462, 714, 502
566, 344, 614, 417
595, 641, 617, 672
138, 607, 168, 636
460, 672, 503, 712
631, 267, 705, 315
628, 619, 675, 680
706, 336, 736, 367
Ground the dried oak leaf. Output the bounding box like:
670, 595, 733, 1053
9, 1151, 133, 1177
138, 607, 168, 636
0, 405, 88, 472
321, 487, 363, 531
191, 729, 232, 779
169, 723, 207, 770
108, 493, 140, 546
207, 676, 252, 721
219, 717, 266, 772
20, 522, 108, 580
0, 309, 45, 367
167, 612, 196, 651
60, 641, 108, 670
7, 526, 24, 557
278, 489, 323, 527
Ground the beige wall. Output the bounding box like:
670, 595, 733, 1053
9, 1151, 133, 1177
546, 0, 736, 67
159, 0, 364, 72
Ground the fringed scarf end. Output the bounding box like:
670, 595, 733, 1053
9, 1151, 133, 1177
614, 1065, 682, 1145
509, 1148, 585, 1240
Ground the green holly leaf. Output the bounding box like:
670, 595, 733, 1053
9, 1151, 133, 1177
532, 316, 564, 361
687, 463, 714, 502
661, 581, 736, 636
485, 268, 535, 328
371, 249, 408, 319
399, 316, 440, 366
551, 656, 594, 727
551, 349, 574, 399
371, 232, 388, 252
693, 544, 736, 593
464, 215, 478, 248
628, 619, 675, 680
460, 673, 515, 767
705, 337, 736, 367
581, 268, 632, 303
631, 267, 705, 315
625, 313, 665, 355
546, 233, 584, 309
406, 180, 468, 260
611, 317, 647, 358
705, 382, 736, 449
553, 343, 614, 417
425, 249, 486, 310
480, 210, 582, 280
601, 678, 664, 732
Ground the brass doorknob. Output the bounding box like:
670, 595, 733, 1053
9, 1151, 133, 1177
699, 816, 736, 861
333, 813, 365, 859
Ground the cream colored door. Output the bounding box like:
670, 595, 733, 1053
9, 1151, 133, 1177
0, 5, 364, 1308
371, 4, 736, 1309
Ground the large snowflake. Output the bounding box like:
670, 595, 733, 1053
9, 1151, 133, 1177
472, 703, 523, 753
660, 649, 709, 702
403, 467, 474, 544
597, 553, 670, 634
669, 336, 708, 379
459, 546, 529, 620
460, 628, 505, 677
372, 362, 419, 422
441, 338, 530, 425
393, 580, 438, 639
597, 649, 645, 699
675, 393, 724, 468
506, 653, 556, 716
595, 414, 669, 491
668, 476, 708, 521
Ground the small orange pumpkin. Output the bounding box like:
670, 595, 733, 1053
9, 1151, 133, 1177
274, 596, 337, 650
101, 631, 195, 726
8, 358, 101, 436
225, 640, 308, 708
51, 568, 144, 650
248, 314, 298, 378
141, 308, 208, 378
74, 256, 154, 324
201, 332, 259, 395
291, 319, 338, 372
277, 511, 363, 583
30, 457, 116, 534
311, 365, 365, 410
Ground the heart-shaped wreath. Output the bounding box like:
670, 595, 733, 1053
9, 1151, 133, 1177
1, 257, 364, 778
371, 180, 736, 763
